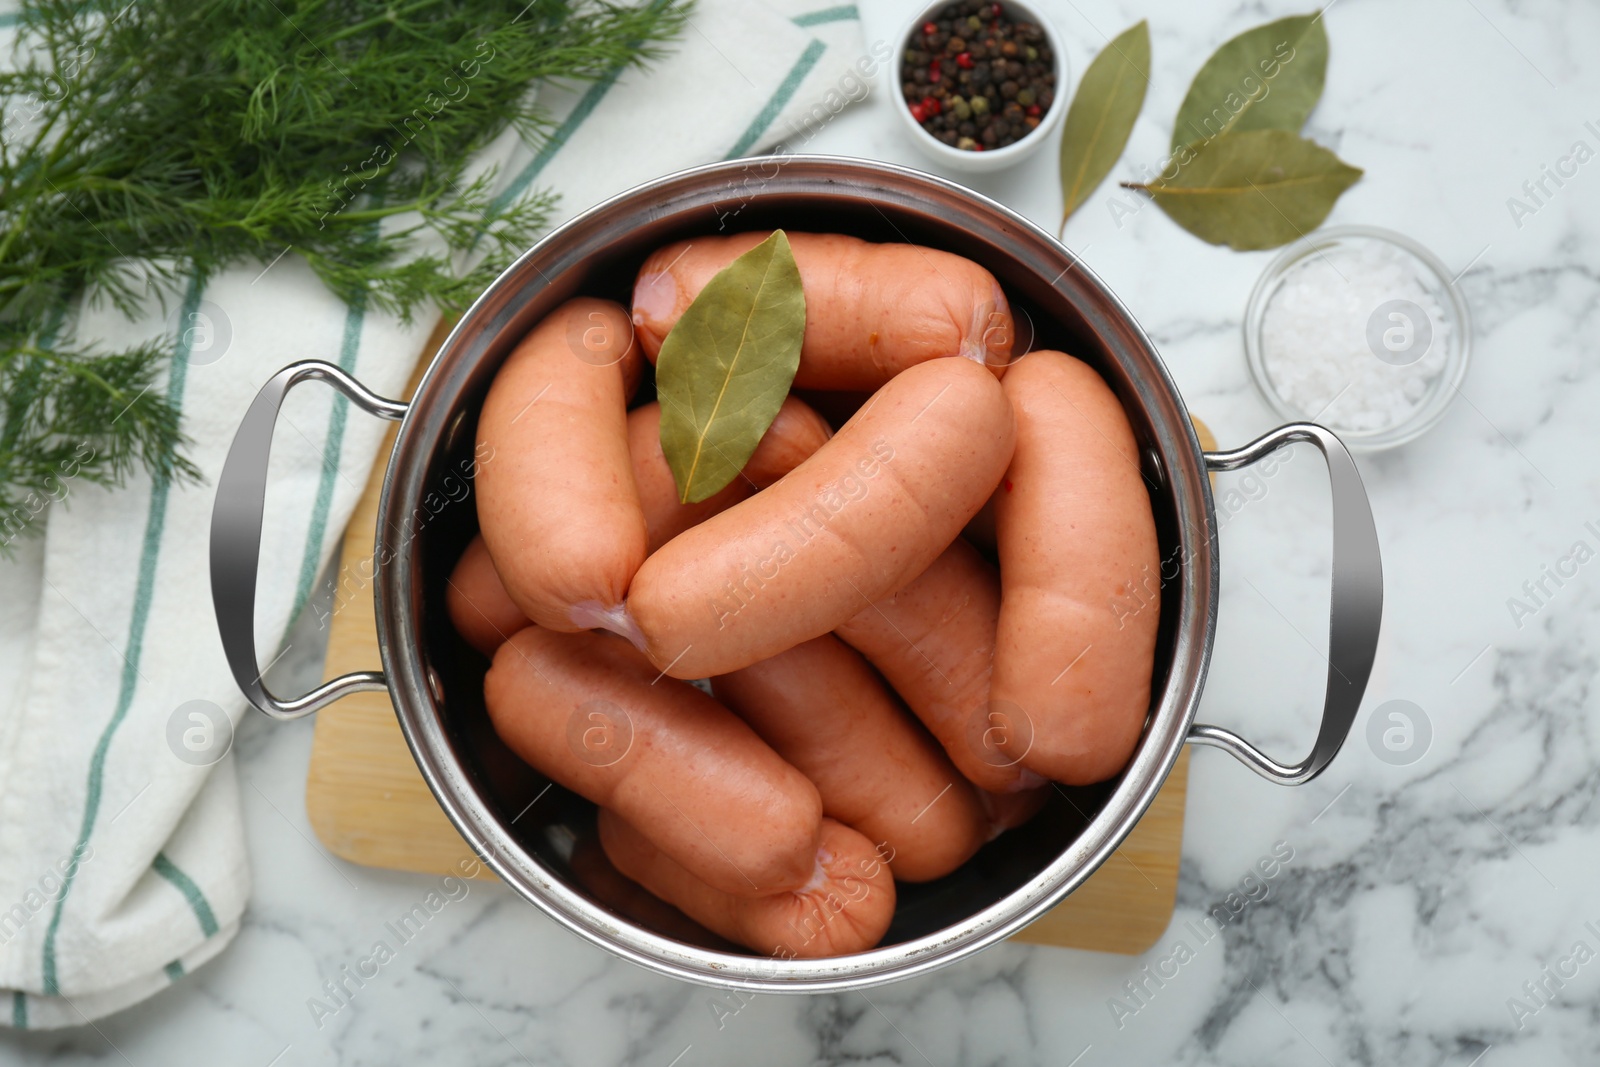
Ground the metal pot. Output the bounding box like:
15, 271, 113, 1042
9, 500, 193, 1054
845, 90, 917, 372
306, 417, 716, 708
210, 156, 1383, 992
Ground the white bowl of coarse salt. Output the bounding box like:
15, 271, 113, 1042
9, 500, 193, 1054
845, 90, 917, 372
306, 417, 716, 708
1243, 225, 1471, 450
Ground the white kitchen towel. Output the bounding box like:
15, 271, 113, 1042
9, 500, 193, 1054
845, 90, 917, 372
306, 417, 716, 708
0, 0, 870, 1029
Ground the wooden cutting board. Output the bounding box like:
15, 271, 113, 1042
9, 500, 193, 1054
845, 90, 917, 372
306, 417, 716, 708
305, 322, 1192, 956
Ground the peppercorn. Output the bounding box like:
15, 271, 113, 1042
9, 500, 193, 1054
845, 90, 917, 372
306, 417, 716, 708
901, 1, 1054, 153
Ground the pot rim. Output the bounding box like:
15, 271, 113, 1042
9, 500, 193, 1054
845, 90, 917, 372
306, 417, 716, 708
373, 155, 1217, 991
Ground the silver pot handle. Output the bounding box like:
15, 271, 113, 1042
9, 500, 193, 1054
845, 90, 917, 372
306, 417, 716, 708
210, 360, 407, 720
1186, 423, 1383, 785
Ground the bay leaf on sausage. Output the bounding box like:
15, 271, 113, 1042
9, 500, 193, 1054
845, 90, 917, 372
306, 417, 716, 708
1170, 13, 1328, 152
1130, 129, 1361, 251
1057, 20, 1150, 233
656, 229, 805, 504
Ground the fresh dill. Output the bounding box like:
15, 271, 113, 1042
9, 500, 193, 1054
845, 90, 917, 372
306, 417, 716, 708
0, 0, 689, 548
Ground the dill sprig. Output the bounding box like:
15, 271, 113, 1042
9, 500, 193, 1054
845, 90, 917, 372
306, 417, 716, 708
0, 0, 689, 548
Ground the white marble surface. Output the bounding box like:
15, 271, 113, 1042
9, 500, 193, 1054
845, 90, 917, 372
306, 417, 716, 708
9, 0, 1600, 1062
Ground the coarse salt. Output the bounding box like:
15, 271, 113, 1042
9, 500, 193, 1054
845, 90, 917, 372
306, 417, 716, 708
1259, 241, 1451, 434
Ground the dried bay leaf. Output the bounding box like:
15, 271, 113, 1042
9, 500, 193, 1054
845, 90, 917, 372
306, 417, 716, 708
1170, 13, 1328, 152
656, 230, 806, 504
1129, 129, 1361, 251
1058, 20, 1151, 232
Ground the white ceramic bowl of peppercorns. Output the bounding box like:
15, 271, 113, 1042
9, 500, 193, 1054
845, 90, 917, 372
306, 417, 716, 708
892, 0, 1069, 174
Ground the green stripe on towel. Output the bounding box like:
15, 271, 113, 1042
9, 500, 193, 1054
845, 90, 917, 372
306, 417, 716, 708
724, 39, 827, 160
288, 290, 368, 624
163, 960, 185, 982
41, 274, 204, 996
11, 991, 24, 1029
491, 0, 671, 218
152, 853, 219, 938
492, 67, 626, 217
792, 5, 858, 26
